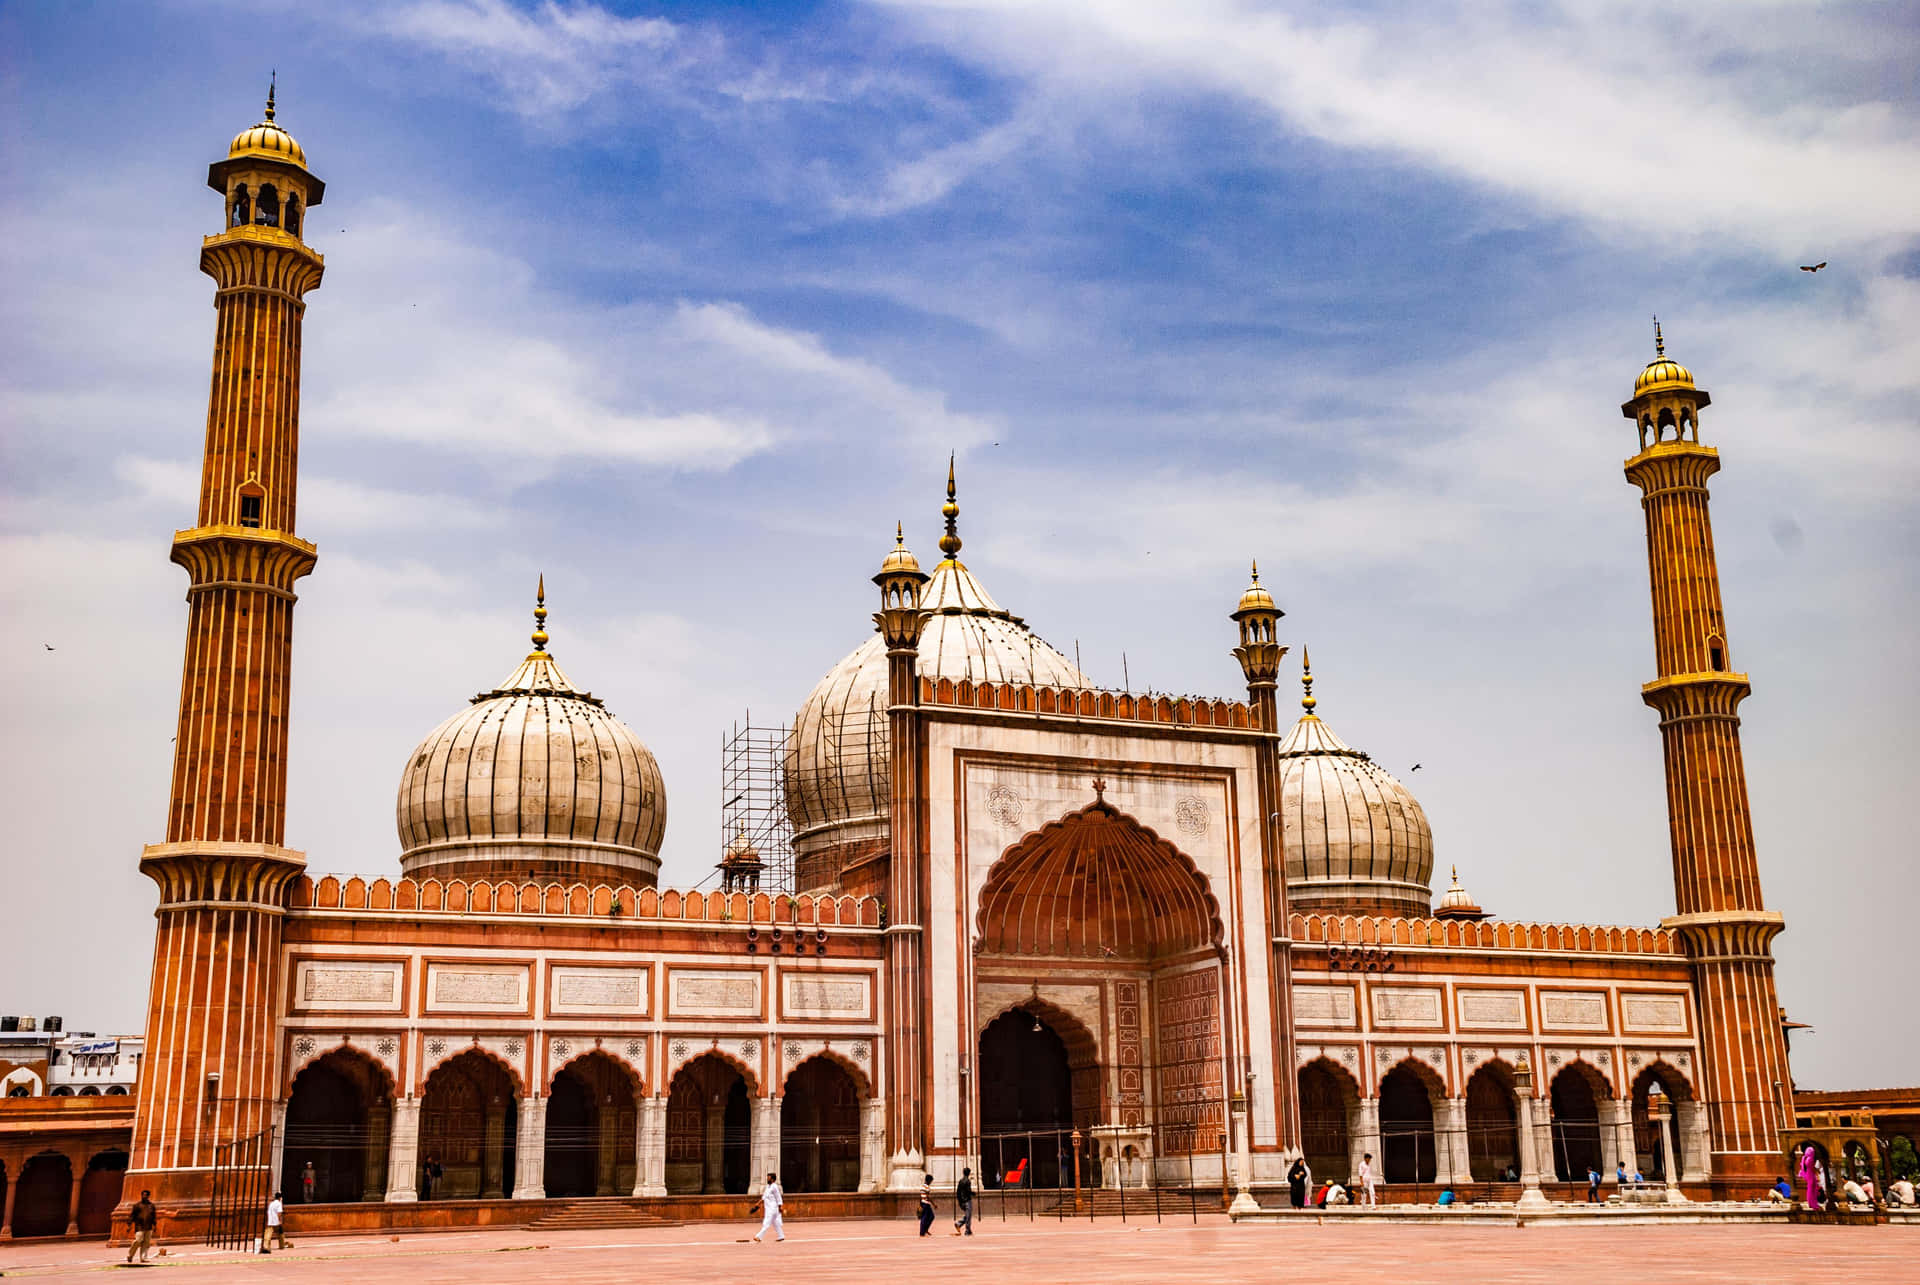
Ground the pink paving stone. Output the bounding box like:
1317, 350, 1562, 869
0, 1218, 1909, 1283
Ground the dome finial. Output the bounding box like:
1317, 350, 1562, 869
1653, 314, 1664, 358
531, 573, 549, 652
1250, 558, 1260, 584
266, 71, 277, 123
938, 452, 962, 560
1301, 647, 1317, 715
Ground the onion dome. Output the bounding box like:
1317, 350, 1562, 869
786, 466, 1085, 887
1276, 651, 1434, 918
396, 579, 666, 888
1236, 561, 1277, 615
878, 522, 922, 576
228, 80, 307, 168
1433, 866, 1488, 921
1633, 318, 1695, 395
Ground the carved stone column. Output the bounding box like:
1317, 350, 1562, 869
1598, 1098, 1627, 1178
511, 1097, 546, 1200
635, 1097, 667, 1197
1439, 1098, 1472, 1185
385, 1098, 420, 1202
859, 1098, 884, 1193
65, 1152, 84, 1235
1677, 1100, 1712, 1183
1350, 1099, 1379, 1185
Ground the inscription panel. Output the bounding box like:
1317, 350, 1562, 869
1370, 986, 1445, 1029
781, 973, 872, 1021
1291, 984, 1357, 1027
1539, 990, 1611, 1032
1620, 993, 1688, 1034
668, 969, 763, 1018
425, 963, 529, 1013
1457, 989, 1528, 1030
293, 961, 404, 1012
551, 966, 649, 1016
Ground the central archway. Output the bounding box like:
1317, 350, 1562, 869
544, 1053, 637, 1197
978, 1006, 1090, 1188
1550, 1064, 1606, 1181
419, 1051, 519, 1199
665, 1054, 753, 1195
284, 1049, 393, 1203
780, 1057, 863, 1193
974, 799, 1228, 1181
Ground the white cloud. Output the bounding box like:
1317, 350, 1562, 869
875, 0, 1920, 255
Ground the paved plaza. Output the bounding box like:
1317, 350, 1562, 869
0, 1217, 1909, 1283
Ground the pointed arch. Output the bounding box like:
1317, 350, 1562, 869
777, 1046, 874, 1098
976, 799, 1223, 960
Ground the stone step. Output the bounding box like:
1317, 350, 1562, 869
525, 1200, 682, 1231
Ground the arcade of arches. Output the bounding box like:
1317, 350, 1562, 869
779, 1057, 863, 1193
666, 1054, 752, 1195
419, 1052, 519, 1199
545, 1054, 636, 1198
1290, 1057, 1707, 1189
972, 803, 1229, 1187
0, 1148, 126, 1239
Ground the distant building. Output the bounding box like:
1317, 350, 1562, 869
2, 1026, 143, 1099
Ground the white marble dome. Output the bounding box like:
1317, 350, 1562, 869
1276, 660, 1433, 918
786, 508, 1084, 884
397, 602, 665, 888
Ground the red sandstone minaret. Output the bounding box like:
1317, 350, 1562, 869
1623, 322, 1790, 1186
874, 502, 932, 1189
127, 82, 324, 1230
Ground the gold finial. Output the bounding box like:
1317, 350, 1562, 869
1301, 647, 1317, 714
1653, 315, 1664, 358
938, 453, 962, 560
1250, 558, 1260, 584
896, 520, 904, 547
531, 574, 549, 652
266, 72, 277, 123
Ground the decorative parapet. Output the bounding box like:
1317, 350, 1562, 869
1290, 912, 1680, 956
287, 874, 883, 928
918, 676, 1252, 729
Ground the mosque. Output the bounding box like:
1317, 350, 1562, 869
99, 93, 1799, 1236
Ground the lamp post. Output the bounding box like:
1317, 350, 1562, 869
1512, 1055, 1550, 1210
1646, 1084, 1688, 1204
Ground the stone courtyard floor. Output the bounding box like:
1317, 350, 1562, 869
0, 1216, 1909, 1283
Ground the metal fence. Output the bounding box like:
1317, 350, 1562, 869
205, 1126, 274, 1250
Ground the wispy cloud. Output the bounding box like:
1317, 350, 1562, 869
877, 0, 1920, 255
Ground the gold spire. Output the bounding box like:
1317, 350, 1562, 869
531, 574, 549, 652
265, 72, 277, 123
938, 454, 962, 561
1301, 647, 1317, 715
1653, 315, 1664, 358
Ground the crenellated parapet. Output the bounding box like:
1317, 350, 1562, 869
918, 676, 1252, 729
1290, 911, 1682, 956
289, 873, 885, 927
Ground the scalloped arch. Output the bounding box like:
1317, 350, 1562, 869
975, 800, 1223, 960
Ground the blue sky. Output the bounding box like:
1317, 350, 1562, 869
2, 0, 1915, 1087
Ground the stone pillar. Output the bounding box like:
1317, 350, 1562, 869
1229, 1096, 1258, 1213
0, 1154, 18, 1237
511, 1097, 546, 1200
749, 1096, 781, 1194
364, 1103, 390, 1200
66, 1152, 84, 1235
634, 1097, 667, 1197
1678, 1100, 1711, 1183
1439, 1098, 1472, 1185
270, 1101, 288, 1192
1514, 1088, 1549, 1209
385, 1098, 420, 1202
859, 1098, 884, 1193
1351, 1099, 1379, 1185
1532, 1116, 1556, 1183
481, 1102, 507, 1198
1598, 1098, 1626, 1178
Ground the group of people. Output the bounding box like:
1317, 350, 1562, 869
750, 1165, 981, 1244
1775, 1144, 1917, 1211
1285, 1151, 1381, 1208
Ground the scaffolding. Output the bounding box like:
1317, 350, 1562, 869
719, 715, 796, 895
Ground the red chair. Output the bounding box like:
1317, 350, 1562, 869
1004, 1158, 1028, 1187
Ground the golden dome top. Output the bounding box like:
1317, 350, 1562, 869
1633, 318, 1695, 395
227, 79, 308, 169
1235, 560, 1277, 616
879, 522, 923, 576
938, 455, 963, 561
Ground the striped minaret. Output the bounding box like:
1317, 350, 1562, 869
1622, 321, 1789, 1188
127, 82, 324, 1231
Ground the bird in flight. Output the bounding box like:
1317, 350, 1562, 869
1800, 262, 1828, 272
1409, 763, 1422, 772
43, 642, 55, 651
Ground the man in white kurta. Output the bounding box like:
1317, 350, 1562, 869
755, 1172, 786, 1242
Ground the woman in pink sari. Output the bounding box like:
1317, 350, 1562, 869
1796, 1143, 1820, 1208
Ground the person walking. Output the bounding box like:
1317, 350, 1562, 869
125, 1189, 157, 1263
1287, 1157, 1309, 1209
301, 1161, 317, 1204
423, 1155, 443, 1201
1358, 1152, 1377, 1206
1586, 1165, 1602, 1203
952, 1167, 974, 1236
753, 1172, 785, 1243
917, 1173, 936, 1236
263, 1191, 289, 1253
